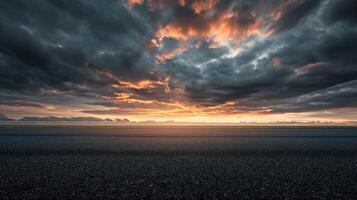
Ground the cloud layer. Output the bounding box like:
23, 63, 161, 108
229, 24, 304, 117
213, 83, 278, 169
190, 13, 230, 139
0, 0, 357, 123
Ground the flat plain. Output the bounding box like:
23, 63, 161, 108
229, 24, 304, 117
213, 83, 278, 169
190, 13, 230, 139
0, 127, 356, 199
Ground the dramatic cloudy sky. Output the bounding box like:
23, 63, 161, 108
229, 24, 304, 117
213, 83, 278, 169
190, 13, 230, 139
1, 0, 357, 123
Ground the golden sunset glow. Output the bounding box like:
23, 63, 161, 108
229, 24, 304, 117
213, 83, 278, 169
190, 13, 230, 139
3, 1, 357, 199
1, 0, 356, 125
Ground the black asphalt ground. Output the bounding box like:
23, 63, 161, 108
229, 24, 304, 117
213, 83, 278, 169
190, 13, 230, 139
0, 127, 356, 199
1, 153, 357, 199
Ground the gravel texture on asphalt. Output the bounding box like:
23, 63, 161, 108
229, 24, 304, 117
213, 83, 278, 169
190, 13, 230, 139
1, 153, 356, 199
1, 127, 357, 199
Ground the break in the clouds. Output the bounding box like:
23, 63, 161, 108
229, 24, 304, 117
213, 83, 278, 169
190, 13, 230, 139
0, 0, 357, 123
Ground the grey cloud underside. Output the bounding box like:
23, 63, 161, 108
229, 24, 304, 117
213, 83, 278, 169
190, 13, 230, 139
162, 0, 357, 111
323, 0, 357, 26
0, 0, 155, 94
0, 0, 357, 116
17, 116, 129, 122
0, 115, 130, 122
0, 114, 14, 121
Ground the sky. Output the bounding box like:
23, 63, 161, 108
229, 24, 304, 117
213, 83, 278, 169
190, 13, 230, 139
0, 0, 357, 124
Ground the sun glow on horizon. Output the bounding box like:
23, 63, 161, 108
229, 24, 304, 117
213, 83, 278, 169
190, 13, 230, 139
1, 0, 357, 125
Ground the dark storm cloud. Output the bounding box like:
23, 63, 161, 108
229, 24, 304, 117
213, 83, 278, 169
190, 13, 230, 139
0, 114, 14, 121
158, 0, 357, 113
0, 0, 157, 95
18, 116, 113, 122
0, 115, 131, 123
323, 0, 357, 25
268, 0, 322, 33
270, 80, 357, 113
0, 100, 45, 108
1, 0, 357, 117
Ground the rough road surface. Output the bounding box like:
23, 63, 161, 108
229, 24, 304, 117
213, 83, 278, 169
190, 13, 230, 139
1, 127, 357, 199
0, 153, 356, 199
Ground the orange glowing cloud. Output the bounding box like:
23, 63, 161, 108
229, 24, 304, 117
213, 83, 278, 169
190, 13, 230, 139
112, 92, 158, 105
154, 43, 189, 63
97, 68, 170, 93
119, 80, 159, 89
152, 10, 264, 61
154, 1, 266, 44
191, 0, 218, 14
125, 0, 144, 7
117, 78, 170, 93
114, 92, 132, 100
131, 1, 271, 62
88, 94, 274, 119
